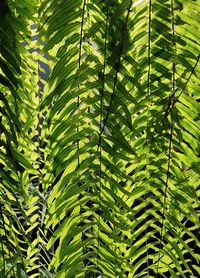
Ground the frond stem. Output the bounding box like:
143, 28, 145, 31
96, 6, 109, 277
144, 0, 152, 275
155, 119, 173, 276
161, 54, 200, 123
175, 54, 200, 102
156, 1, 175, 275
77, 0, 86, 166
97, 0, 133, 152
0, 205, 6, 278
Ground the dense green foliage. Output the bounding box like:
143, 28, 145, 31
0, 0, 200, 277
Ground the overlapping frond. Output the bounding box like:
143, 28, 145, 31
0, 0, 199, 277
0, 0, 47, 276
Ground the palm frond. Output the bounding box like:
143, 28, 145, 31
0, 0, 199, 277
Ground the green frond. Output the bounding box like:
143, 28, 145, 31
0, 0, 199, 277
